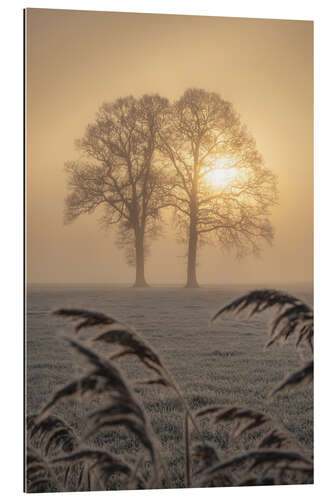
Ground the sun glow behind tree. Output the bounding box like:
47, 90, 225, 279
202, 158, 240, 191
161, 88, 278, 287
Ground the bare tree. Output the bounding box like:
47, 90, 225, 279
64, 94, 169, 287
160, 89, 278, 287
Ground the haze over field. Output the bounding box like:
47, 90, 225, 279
25, 10, 314, 492
26, 9, 313, 285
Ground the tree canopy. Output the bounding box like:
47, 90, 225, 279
65, 94, 170, 286
160, 89, 278, 287
64, 89, 278, 287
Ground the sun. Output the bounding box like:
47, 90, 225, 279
203, 158, 238, 189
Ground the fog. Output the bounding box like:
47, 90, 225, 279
26, 9, 313, 285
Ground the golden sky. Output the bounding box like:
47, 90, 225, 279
26, 9, 313, 285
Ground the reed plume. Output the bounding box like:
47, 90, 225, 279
56, 308, 117, 331
37, 338, 162, 487
26, 446, 58, 492
258, 427, 295, 450
54, 308, 203, 439
270, 360, 313, 396
52, 449, 132, 490
212, 289, 314, 397
211, 289, 313, 352
54, 307, 206, 483
197, 406, 269, 439
204, 449, 311, 478
27, 414, 79, 456
26, 289, 313, 491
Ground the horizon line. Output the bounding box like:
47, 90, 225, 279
27, 280, 313, 287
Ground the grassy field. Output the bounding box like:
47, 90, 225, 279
26, 284, 313, 489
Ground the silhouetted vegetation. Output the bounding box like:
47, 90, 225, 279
64, 95, 170, 287
64, 89, 278, 287
26, 289, 313, 492
160, 89, 278, 287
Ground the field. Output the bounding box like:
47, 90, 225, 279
26, 283, 313, 489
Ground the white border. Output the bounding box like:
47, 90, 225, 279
1, 1, 332, 498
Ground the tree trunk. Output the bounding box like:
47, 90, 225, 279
133, 228, 149, 287
185, 218, 199, 288
186, 153, 200, 288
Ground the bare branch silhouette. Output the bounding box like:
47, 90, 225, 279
160, 88, 278, 287
64, 95, 170, 287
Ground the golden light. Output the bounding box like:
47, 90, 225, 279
203, 159, 238, 189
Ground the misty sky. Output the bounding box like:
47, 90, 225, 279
26, 9, 313, 285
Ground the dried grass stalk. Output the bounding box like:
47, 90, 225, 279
55, 308, 117, 331
93, 323, 165, 378
37, 339, 163, 486
204, 449, 312, 479
27, 414, 79, 456
26, 446, 58, 492
52, 448, 132, 485
258, 428, 294, 449
184, 412, 191, 488
56, 309, 204, 441
211, 289, 313, 352
192, 444, 220, 476
270, 360, 313, 396
197, 406, 269, 439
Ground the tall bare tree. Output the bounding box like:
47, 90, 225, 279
64, 94, 169, 287
160, 89, 278, 287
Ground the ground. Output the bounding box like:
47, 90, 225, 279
26, 283, 313, 489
